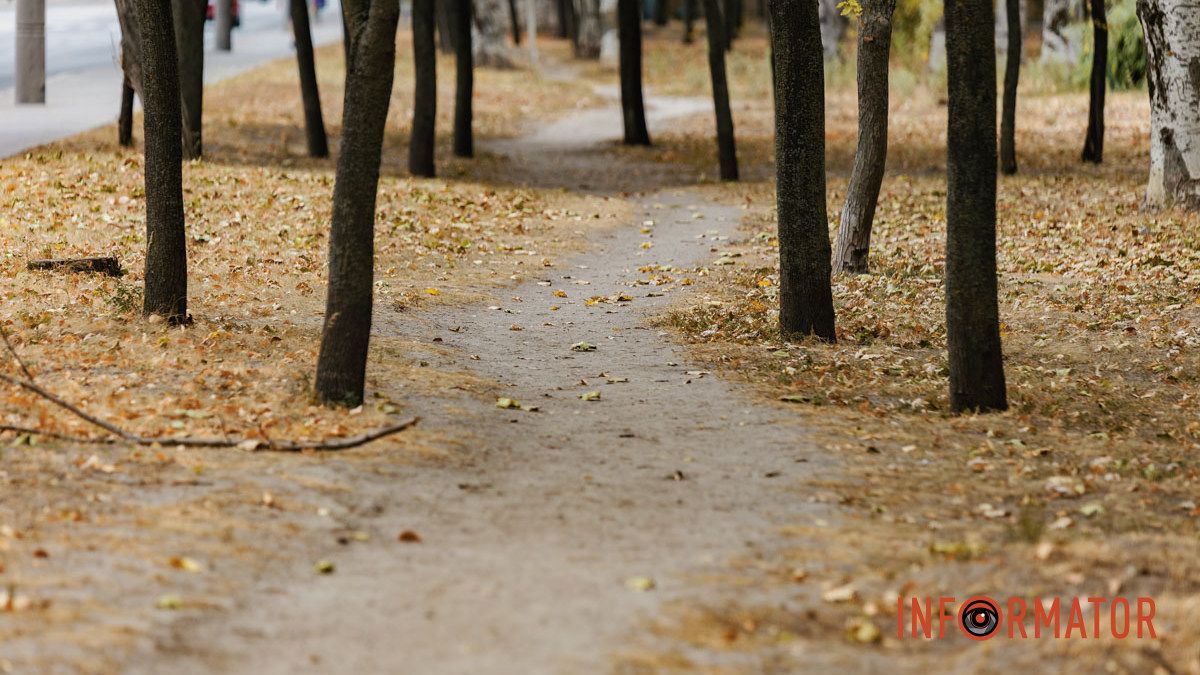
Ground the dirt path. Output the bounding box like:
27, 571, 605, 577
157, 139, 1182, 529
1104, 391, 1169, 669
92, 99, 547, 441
128, 94, 834, 674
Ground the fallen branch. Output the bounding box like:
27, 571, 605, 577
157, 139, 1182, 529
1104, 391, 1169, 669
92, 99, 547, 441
0, 365, 418, 452
27, 257, 124, 277
0, 325, 34, 382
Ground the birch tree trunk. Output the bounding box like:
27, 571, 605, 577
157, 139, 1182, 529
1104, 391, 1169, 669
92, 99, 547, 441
1136, 0, 1200, 209
475, 0, 516, 67
1041, 0, 1079, 62
575, 0, 603, 58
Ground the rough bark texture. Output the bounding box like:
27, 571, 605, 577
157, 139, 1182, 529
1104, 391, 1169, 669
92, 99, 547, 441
769, 0, 836, 341
451, 0, 475, 157
118, 78, 135, 147
475, 0, 515, 67
618, 0, 650, 145
1000, 0, 1021, 174
172, 0, 205, 159
1138, 0, 1200, 210
132, 0, 188, 322
702, 0, 737, 180
833, 0, 894, 274
114, 0, 143, 99
291, 0, 329, 158
575, 0, 603, 57
945, 0, 1008, 412
1081, 0, 1107, 163
410, 0, 438, 177
314, 0, 400, 406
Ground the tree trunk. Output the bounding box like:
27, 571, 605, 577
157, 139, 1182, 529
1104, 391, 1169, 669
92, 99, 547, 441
508, 0, 522, 43
314, 0, 401, 406
451, 0, 475, 157
683, 0, 696, 42
723, 0, 738, 46
410, 0, 437, 177
560, 0, 576, 37
945, 0, 1007, 412
654, 0, 669, 25
1041, 0, 1078, 62
1000, 0, 1020, 174
817, 0, 847, 60
702, 0, 737, 180
1138, 0, 1200, 210
118, 78, 135, 147
475, 0, 516, 66
132, 0, 188, 323
575, 0, 603, 57
1081, 0, 1106, 163
618, 0, 650, 145
114, 0, 143, 99
215, 0, 234, 50
833, 0, 894, 274
291, 0, 329, 158
436, 0, 455, 53
769, 0, 836, 341
172, 0, 205, 159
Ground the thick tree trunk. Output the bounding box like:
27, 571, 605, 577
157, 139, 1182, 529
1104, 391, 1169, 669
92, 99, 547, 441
475, 0, 515, 66
132, 0, 188, 323
1000, 0, 1020, 174
172, 0, 205, 159
114, 0, 143, 99
683, 0, 697, 42
618, 0, 650, 145
314, 0, 400, 406
118, 78, 135, 147
1081, 0, 1106, 163
945, 0, 1007, 412
451, 0, 475, 157
769, 0, 836, 341
723, 0, 738, 46
574, 0, 602, 57
702, 0, 737, 180
410, 0, 437, 177
833, 0, 894, 274
1138, 0, 1200, 209
291, 0, 329, 158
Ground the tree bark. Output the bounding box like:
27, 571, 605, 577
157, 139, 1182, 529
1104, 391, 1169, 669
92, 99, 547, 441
1000, 0, 1020, 174
618, 0, 650, 145
769, 0, 836, 341
683, 0, 697, 42
436, 0, 455, 53
1138, 0, 1200, 210
702, 0, 737, 180
475, 0, 516, 66
575, 0, 603, 57
451, 0, 475, 157
114, 0, 143, 100
560, 0, 576, 37
1041, 0, 1078, 62
508, 0, 522, 43
817, 0, 846, 59
314, 0, 401, 406
945, 0, 1007, 412
833, 0, 894, 274
118, 78, 135, 147
654, 0, 669, 25
215, 0, 233, 50
132, 0, 188, 323
723, 0, 738, 46
291, 0, 329, 158
410, 0, 437, 177
1081, 0, 1106, 163
172, 0, 205, 159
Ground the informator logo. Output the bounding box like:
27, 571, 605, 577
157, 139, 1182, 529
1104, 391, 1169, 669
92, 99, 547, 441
897, 595, 1157, 640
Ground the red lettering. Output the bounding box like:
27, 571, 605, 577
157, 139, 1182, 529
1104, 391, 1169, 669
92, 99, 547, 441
1007, 597, 1028, 638
1034, 597, 1060, 638
1065, 598, 1087, 638
1111, 597, 1130, 639
1087, 597, 1106, 638
909, 597, 933, 639
1137, 598, 1157, 638
938, 597, 955, 639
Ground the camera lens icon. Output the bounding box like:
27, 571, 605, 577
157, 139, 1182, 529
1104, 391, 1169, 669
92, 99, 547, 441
959, 597, 1001, 640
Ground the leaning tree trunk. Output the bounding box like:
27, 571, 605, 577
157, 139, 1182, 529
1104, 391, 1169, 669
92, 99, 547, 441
769, 0, 836, 341
118, 78, 135, 147
618, 0, 650, 145
1000, 0, 1020, 173
410, 0, 437, 177
172, 0, 205, 159
291, 0, 329, 158
833, 0, 895, 274
451, 0, 475, 157
132, 0, 188, 323
475, 0, 516, 66
575, 0, 603, 57
1081, 0, 1107, 163
702, 0, 737, 180
1137, 0, 1200, 209
314, 0, 401, 406
945, 0, 1007, 412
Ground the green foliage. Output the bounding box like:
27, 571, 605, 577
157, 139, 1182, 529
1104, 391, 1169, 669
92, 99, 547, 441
837, 0, 863, 18
1074, 0, 1146, 91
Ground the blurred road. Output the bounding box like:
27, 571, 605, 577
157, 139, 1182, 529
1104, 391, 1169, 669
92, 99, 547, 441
0, 0, 343, 157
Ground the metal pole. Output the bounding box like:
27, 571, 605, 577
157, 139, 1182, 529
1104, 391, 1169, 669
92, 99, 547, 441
216, 0, 234, 50
15, 0, 46, 104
